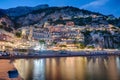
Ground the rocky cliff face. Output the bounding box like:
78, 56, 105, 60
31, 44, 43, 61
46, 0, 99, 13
0, 10, 14, 32
83, 30, 120, 49
103, 35, 120, 49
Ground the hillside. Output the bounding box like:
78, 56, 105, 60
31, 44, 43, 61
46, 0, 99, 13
0, 9, 7, 18
0, 5, 120, 28
13, 6, 105, 27
0, 5, 120, 49
0, 10, 14, 32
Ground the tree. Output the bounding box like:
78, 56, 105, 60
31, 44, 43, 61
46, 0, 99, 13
1, 22, 6, 26
51, 41, 57, 46
76, 43, 85, 49
59, 45, 67, 50
39, 40, 45, 44
87, 45, 95, 49
73, 38, 86, 49
15, 32, 22, 38
0, 25, 3, 29
59, 15, 63, 20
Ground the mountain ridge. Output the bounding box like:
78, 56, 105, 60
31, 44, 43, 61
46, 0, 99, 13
2, 4, 49, 17
0, 4, 120, 29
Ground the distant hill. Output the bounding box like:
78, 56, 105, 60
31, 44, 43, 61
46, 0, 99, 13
0, 10, 14, 32
0, 9, 7, 18
3, 4, 49, 18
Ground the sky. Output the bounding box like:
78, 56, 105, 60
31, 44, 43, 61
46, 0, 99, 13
0, 0, 120, 17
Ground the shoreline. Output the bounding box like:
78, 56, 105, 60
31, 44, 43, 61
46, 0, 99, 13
0, 50, 120, 59
0, 60, 22, 79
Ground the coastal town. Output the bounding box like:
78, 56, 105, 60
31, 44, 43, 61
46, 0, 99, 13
0, 1, 120, 80
0, 13, 120, 54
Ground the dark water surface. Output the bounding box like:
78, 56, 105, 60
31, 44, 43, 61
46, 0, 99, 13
13, 56, 120, 80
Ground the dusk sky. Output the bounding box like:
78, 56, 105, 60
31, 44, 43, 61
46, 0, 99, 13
0, 0, 120, 17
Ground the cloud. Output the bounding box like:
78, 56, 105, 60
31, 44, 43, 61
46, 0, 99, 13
81, 0, 109, 9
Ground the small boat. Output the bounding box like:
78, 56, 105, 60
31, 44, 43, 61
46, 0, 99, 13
59, 50, 67, 54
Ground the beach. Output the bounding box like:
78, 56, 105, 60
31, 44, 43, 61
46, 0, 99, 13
0, 60, 22, 80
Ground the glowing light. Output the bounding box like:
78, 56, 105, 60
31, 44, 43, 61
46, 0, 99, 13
33, 59, 45, 80
33, 43, 46, 51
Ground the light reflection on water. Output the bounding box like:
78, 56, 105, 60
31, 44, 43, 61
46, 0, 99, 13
13, 56, 120, 80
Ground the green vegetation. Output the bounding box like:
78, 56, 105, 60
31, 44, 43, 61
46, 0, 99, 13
51, 17, 93, 26
118, 43, 120, 50
14, 49, 27, 52
53, 20, 65, 25
82, 30, 91, 36
39, 40, 45, 44
59, 45, 67, 50
87, 45, 95, 49
107, 18, 120, 28
52, 41, 57, 45
15, 32, 22, 38
14, 6, 105, 27
100, 30, 111, 35
59, 45, 67, 48
76, 43, 86, 49
0, 25, 3, 29
1, 21, 7, 26
73, 39, 85, 49
0, 24, 13, 32
93, 30, 111, 35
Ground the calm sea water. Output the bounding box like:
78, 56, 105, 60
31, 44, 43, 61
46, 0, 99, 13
13, 56, 120, 80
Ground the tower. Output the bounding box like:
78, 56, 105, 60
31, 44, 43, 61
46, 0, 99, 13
22, 28, 26, 38
28, 26, 33, 41
44, 22, 50, 28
